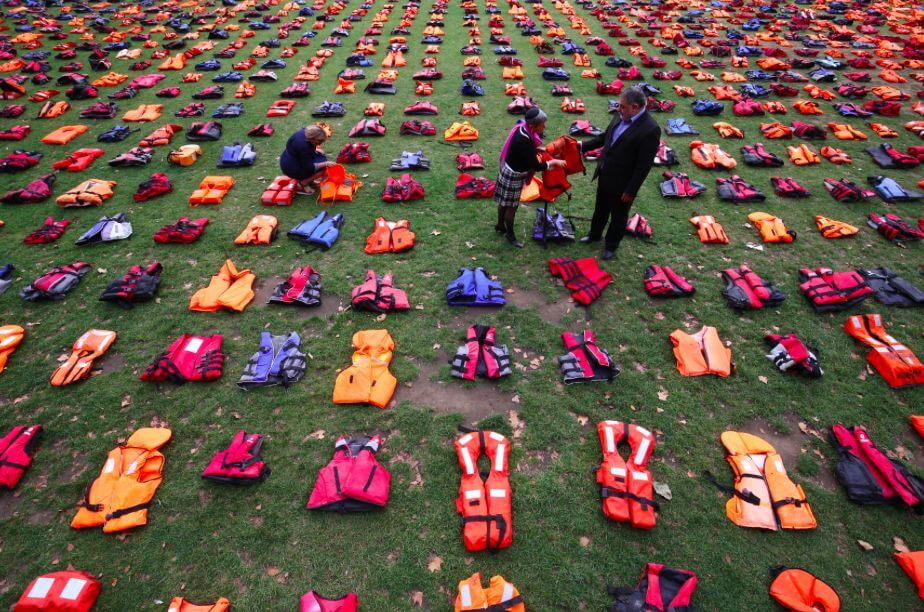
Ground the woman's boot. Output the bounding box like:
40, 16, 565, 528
495, 206, 506, 234
505, 207, 524, 248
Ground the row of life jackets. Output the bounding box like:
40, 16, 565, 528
352, 270, 409, 312
451, 325, 511, 381
548, 257, 612, 305
332, 329, 396, 409
844, 314, 924, 388
0, 424, 41, 489
141, 334, 225, 383
50, 329, 117, 387
669, 326, 732, 377
238, 332, 306, 389
270, 266, 322, 307
306, 435, 391, 511
596, 420, 658, 529
455, 429, 513, 551
189, 259, 255, 313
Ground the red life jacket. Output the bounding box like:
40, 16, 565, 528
625, 213, 652, 239
609, 563, 698, 611
456, 152, 485, 171
336, 142, 371, 164
798, 267, 872, 313
771, 176, 810, 198
382, 173, 425, 202
450, 325, 512, 380
14, 570, 101, 612
24, 217, 71, 244
140, 334, 225, 383
153, 217, 209, 244
455, 429, 513, 551
201, 431, 270, 485
644, 265, 695, 298
455, 173, 495, 199
0, 425, 42, 489
351, 270, 409, 312
261, 176, 298, 206
269, 267, 322, 307
559, 330, 619, 383
20, 262, 91, 302
300, 591, 358, 612
134, 172, 173, 202
722, 265, 785, 309
548, 257, 612, 305
306, 436, 391, 511
596, 421, 658, 529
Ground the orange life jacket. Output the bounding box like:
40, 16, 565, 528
183, 72, 203, 83
92, 71, 127, 87
827, 122, 867, 140
502, 65, 525, 79
445, 120, 479, 141
912, 416, 924, 439
872, 86, 907, 101
122, 104, 163, 122
596, 420, 657, 529
318, 164, 362, 202
71, 427, 172, 533
455, 573, 523, 611
50, 329, 117, 387
455, 430, 513, 551
167, 597, 231, 612
296, 65, 320, 81
747, 212, 794, 243
233, 215, 278, 245
844, 314, 924, 388
158, 53, 187, 70
461, 101, 480, 116
235, 80, 255, 98
189, 259, 255, 312
37, 100, 70, 119
712, 431, 816, 530
803, 84, 835, 100
769, 568, 841, 612
266, 99, 296, 117
364, 102, 385, 116
820, 146, 851, 164
793, 99, 823, 115
56, 179, 116, 207
689, 215, 729, 244
896, 551, 924, 601
0, 325, 25, 376
673, 85, 695, 97
364, 217, 415, 253
189, 175, 235, 206
332, 329, 396, 409
690, 140, 737, 169
41, 124, 88, 145
786, 143, 820, 165
139, 123, 182, 147
560, 96, 585, 113
760, 121, 792, 139
169, 144, 202, 166
669, 326, 732, 377
712, 122, 744, 138
763, 101, 787, 114
815, 215, 858, 239
868, 122, 898, 138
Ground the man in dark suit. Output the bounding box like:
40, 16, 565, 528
580, 86, 661, 259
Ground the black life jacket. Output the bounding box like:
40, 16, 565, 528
186, 120, 222, 141
558, 330, 619, 384
450, 325, 512, 380
609, 563, 698, 612
201, 431, 270, 485
532, 208, 575, 242
858, 267, 924, 308
722, 264, 785, 309
269, 266, 322, 307
644, 265, 695, 298
99, 262, 162, 308
97, 125, 134, 143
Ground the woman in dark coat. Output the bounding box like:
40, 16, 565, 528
280, 125, 334, 194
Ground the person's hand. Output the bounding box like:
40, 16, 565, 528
549, 159, 567, 169
620, 193, 634, 203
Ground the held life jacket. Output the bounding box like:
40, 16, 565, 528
233, 215, 278, 245
332, 330, 397, 409
706, 431, 816, 531
364, 217, 415, 254
596, 421, 658, 529
0, 425, 42, 489
141, 335, 225, 383
14, 570, 101, 612
455, 573, 524, 611
815, 216, 858, 239
99, 262, 162, 308
0, 325, 25, 376
318, 164, 362, 203
895, 551, 924, 601
300, 591, 359, 612
644, 265, 695, 298
769, 567, 841, 612
844, 314, 924, 388
288, 212, 344, 250
72, 427, 172, 533
689, 215, 729, 244
669, 326, 732, 377
558, 330, 619, 384
306, 435, 391, 511
829, 424, 924, 508
154, 217, 208, 244
269, 267, 322, 307
609, 563, 698, 612
189, 259, 255, 313
451, 325, 511, 380
799, 268, 873, 313
238, 332, 306, 389
447, 268, 505, 307
167, 597, 231, 612
352, 271, 410, 313
455, 429, 513, 551
548, 257, 612, 306
50, 329, 117, 386
20, 262, 90, 302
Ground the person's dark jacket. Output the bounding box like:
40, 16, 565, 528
583, 111, 661, 196
280, 129, 323, 180
503, 124, 549, 173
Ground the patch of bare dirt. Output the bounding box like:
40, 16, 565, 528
0, 492, 21, 520
252, 275, 286, 306
302, 293, 344, 321
504, 286, 586, 325
58, 454, 89, 485
28, 509, 54, 526
516, 449, 560, 476
738, 416, 838, 491
96, 352, 127, 375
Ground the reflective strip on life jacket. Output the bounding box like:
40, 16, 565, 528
455, 431, 513, 551
596, 421, 658, 529
50, 329, 117, 387
844, 314, 924, 389
15, 570, 101, 612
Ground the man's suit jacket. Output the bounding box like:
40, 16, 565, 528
584, 111, 661, 197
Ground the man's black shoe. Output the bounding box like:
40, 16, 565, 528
579, 235, 599, 243
601, 249, 615, 260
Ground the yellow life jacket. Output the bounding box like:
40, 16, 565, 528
747, 212, 795, 243
189, 259, 255, 312
169, 144, 202, 166
444, 121, 479, 141
332, 329, 396, 409
233, 214, 278, 245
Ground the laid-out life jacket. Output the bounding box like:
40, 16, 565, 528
218, 141, 256, 167
829, 423, 924, 508
168, 145, 203, 168
364, 217, 415, 254
189, 176, 235, 206
0, 125, 31, 142
337, 142, 371, 165
660, 172, 707, 199
866, 143, 920, 170
24, 217, 70, 245
332, 329, 397, 409
14, 570, 101, 612
769, 567, 841, 612
189, 259, 255, 313
822, 177, 875, 203
141, 334, 224, 383
74, 213, 133, 246
596, 421, 658, 529
186, 121, 222, 142
307, 435, 391, 510
121, 104, 163, 122
269, 267, 322, 307
0, 149, 43, 173
447, 268, 505, 307
382, 174, 425, 202
233, 215, 278, 246
456, 174, 496, 199
455, 573, 523, 612
248, 124, 274, 138
644, 265, 694, 298
444, 121, 479, 141
558, 330, 619, 384
0, 324, 25, 376
787, 143, 821, 165
134, 173, 173, 203
266, 99, 295, 117
0, 265, 13, 297
548, 257, 612, 306
451, 325, 511, 381
799, 268, 873, 313
2, 173, 56, 204
0, 424, 42, 489
844, 314, 924, 388
41, 124, 89, 145
318, 164, 362, 203
56, 178, 116, 207
154, 217, 208, 244
50, 329, 117, 386
261, 177, 297, 206
455, 429, 513, 551
352, 270, 409, 313
289, 212, 344, 250
300, 591, 359, 612
669, 326, 732, 377
705, 431, 816, 530
20, 262, 90, 302
765, 334, 823, 378
716, 176, 765, 202
99, 262, 162, 309
167, 597, 231, 612
689, 215, 729, 244
72, 427, 172, 533
740, 143, 782, 167
858, 267, 924, 308
868, 213, 924, 242
139, 123, 182, 147
867, 176, 924, 204
895, 551, 924, 601
690, 140, 737, 169
609, 563, 698, 612
815, 215, 858, 239
771, 177, 809, 198
107, 147, 153, 168
238, 332, 306, 389
747, 212, 795, 243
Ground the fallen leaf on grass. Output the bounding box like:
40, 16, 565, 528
121, 394, 131, 408
654, 481, 672, 500
857, 540, 873, 551
511, 395, 520, 404
430, 230, 442, 236
866, 564, 877, 577
758, 376, 768, 384
410, 591, 425, 607
894, 537, 910, 554
427, 555, 442, 573
266, 566, 281, 577
304, 430, 325, 441
579, 536, 591, 547
657, 387, 669, 401
509, 410, 525, 439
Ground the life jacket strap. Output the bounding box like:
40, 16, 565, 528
702, 470, 761, 505
106, 501, 150, 520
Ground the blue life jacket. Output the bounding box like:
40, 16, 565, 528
218, 141, 256, 167
532, 209, 576, 242
288, 211, 344, 250
196, 59, 221, 71
447, 267, 506, 306
75, 214, 133, 245
739, 83, 770, 98
238, 331, 306, 389
691, 99, 724, 116
461, 80, 484, 96
212, 71, 242, 82
666, 118, 699, 135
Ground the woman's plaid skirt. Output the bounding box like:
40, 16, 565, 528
493, 162, 530, 208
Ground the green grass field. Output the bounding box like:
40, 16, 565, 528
0, 0, 923, 609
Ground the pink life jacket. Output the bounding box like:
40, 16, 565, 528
450, 325, 512, 380
300, 591, 358, 612
351, 270, 409, 313
306, 436, 391, 512
201, 431, 270, 485
559, 330, 619, 383
0, 425, 42, 489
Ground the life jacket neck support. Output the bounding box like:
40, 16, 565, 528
799, 268, 872, 313
201, 431, 270, 485
455, 430, 513, 551
167, 597, 231, 612
352, 270, 409, 313
20, 262, 90, 301
15, 570, 101, 612
0, 424, 42, 489
72, 427, 173, 533
332, 329, 397, 409
451, 325, 511, 381
447, 268, 505, 306
455, 573, 524, 611
596, 421, 658, 529
364, 217, 415, 253
238, 332, 306, 389
141, 334, 225, 383
609, 563, 698, 611
722, 264, 785, 309
270, 267, 322, 307
644, 265, 694, 298
830, 423, 924, 508
154, 217, 208, 244
306, 435, 391, 511
670, 326, 732, 377
769, 567, 840, 612
50, 329, 117, 386
548, 257, 612, 306
706, 431, 816, 531
558, 330, 619, 384
300, 591, 359, 612
844, 314, 924, 388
